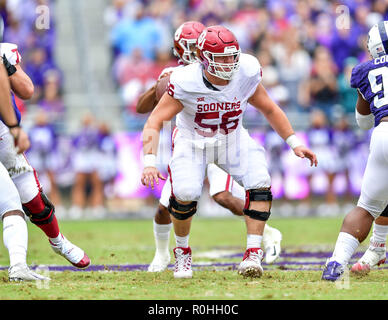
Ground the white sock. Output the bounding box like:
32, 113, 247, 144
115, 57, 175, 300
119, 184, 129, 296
175, 234, 189, 248
370, 223, 388, 246
247, 234, 262, 249
153, 220, 172, 254
3, 215, 28, 267
331, 232, 360, 265
49, 233, 63, 245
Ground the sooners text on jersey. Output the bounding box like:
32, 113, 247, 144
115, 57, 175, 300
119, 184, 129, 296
167, 53, 262, 140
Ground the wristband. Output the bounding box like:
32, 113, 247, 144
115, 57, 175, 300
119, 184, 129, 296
355, 109, 374, 130
8, 126, 20, 141
144, 154, 156, 168
7, 123, 20, 129
285, 134, 302, 149
2, 54, 17, 76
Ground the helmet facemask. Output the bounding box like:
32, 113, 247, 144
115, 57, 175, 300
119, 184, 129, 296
174, 38, 199, 65
203, 47, 241, 80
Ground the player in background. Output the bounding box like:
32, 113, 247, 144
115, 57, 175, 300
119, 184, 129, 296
0, 61, 49, 281
136, 22, 282, 273
331, 115, 357, 205
322, 21, 388, 281
141, 25, 317, 278
0, 40, 90, 269
305, 110, 339, 215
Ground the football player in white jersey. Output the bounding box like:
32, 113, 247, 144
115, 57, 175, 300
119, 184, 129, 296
141, 25, 317, 278
0, 61, 49, 281
0, 41, 90, 270
137, 21, 282, 273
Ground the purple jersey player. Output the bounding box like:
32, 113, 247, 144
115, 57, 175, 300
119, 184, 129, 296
323, 21, 388, 281
350, 53, 388, 126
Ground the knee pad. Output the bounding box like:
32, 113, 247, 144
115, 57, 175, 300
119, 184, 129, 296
243, 209, 271, 221
243, 189, 272, 221
22, 192, 55, 225
244, 189, 272, 209
168, 196, 197, 220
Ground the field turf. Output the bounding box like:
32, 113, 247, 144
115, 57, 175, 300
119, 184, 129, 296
0, 216, 387, 301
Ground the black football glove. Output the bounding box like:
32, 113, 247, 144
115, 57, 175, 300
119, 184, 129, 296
2, 54, 16, 76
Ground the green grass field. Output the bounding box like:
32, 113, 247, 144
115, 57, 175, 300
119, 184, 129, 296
0, 216, 387, 300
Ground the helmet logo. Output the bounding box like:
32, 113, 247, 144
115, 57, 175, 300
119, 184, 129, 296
174, 25, 183, 41
197, 30, 207, 50
224, 46, 237, 54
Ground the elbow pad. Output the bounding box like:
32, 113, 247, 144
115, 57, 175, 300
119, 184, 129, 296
355, 109, 374, 130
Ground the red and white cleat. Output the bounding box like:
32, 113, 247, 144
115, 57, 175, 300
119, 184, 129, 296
173, 247, 192, 279
50, 234, 91, 269
351, 245, 386, 274
238, 248, 264, 278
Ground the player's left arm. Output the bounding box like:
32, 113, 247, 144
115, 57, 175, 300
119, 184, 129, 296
248, 83, 318, 166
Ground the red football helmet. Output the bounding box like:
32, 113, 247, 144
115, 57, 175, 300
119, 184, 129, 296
173, 21, 205, 65
196, 25, 241, 80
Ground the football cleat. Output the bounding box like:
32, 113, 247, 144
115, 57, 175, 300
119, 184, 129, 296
263, 225, 282, 264
147, 251, 171, 272
173, 247, 193, 279
238, 248, 264, 278
8, 263, 51, 282
351, 245, 386, 274
321, 260, 345, 281
49, 234, 91, 269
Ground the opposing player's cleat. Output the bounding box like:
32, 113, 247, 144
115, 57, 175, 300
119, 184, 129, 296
49, 234, 91, 269
148, 251, 171, 272
321, 260, 345, 281
173, 247, 192, 279
238, 248, 264, 278
263, 226, 282, 264
8, 263, 51, 282
351, 245, 386, 274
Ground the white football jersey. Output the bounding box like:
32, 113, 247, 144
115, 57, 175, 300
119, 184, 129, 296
158, 65, 182, 80
167, 53, 261, 141
0, 43, 21, 65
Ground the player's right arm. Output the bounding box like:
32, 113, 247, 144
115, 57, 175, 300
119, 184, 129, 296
355, 90, 374, 130
136, 72, 172, 114
136, 83, 158, 114
350, 62, 375, 130
1, 44, 34, 100
0, 64, 29, 153
141, 92, 183, 189
8, 64, 34, 100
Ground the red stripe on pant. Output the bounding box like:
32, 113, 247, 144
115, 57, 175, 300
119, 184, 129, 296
168, 127, 179, 199
244, 190, 250, 210
225, 174, 231, 192
171, 127, 178, 150
167, 165, 175, 198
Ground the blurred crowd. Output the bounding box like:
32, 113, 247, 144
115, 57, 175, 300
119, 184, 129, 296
106, 0, 388, 129
0, 0, 65, 132
0, 0, 118, 218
